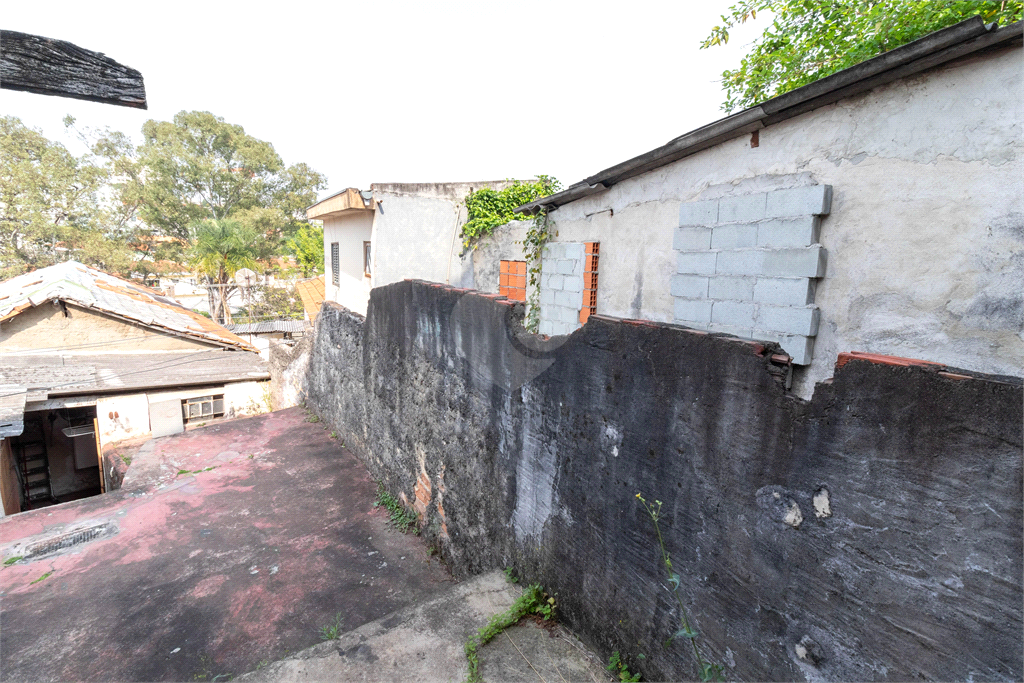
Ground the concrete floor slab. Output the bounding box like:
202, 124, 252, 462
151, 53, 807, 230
0, 407, 453, 682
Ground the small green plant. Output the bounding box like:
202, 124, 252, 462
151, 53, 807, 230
30, 571, 53, 585
329, 431, 337, 439
503, 566, 518, 583
318, 613, 343, 641
177, 469, 191, 475
459, 176, 560, 253
254, 660, 270, 671
463, 583, 555, 682
636, 493, 724, 682
373, 482, 419, 534
247, 453, 255, 459
306, 415, 320, 423
4, 555, 23, 566
608, 651, 642, 682
120, 454, 132, 466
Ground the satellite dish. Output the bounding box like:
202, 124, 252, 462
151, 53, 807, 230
234, 268, 258, 287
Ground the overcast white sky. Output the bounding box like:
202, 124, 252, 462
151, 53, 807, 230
2, 1, 769, 199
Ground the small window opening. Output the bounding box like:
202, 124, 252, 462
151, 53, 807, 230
181, 395, 225, 424
330, 243, 340, 286
499, 260, 527, 302
363, 241, 372, 277
579, 242, 599, 324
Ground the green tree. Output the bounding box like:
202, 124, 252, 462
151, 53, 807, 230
187, 219, 260, 324
288, 223, 325, 276
0, 116, 136, 277
133, 110, 327, 245
703, 1, 1024, 112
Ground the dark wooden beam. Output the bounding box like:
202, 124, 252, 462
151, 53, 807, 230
0, 30, 146, 109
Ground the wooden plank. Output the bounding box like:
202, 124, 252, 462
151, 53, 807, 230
0, 30, 146, 109
93, 417, 105, 494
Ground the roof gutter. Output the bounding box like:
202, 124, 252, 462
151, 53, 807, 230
517, 17, 1022, 215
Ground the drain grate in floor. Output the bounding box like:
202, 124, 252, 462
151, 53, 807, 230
24, 522, 116, 559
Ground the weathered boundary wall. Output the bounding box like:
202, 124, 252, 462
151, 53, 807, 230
305, 280, 1023, 682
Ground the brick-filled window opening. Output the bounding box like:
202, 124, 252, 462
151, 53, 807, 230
579, 242, 600, 324
330, 242, 340, 286
363, 241, 372, 277
181, 395, 224, 424
499, 260, 527, 301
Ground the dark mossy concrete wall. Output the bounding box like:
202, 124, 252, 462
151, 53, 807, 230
305, 281, 1023, 682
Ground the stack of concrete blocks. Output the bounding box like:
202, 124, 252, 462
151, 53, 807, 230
538, 242, 585, 336
672, 185, 832, 364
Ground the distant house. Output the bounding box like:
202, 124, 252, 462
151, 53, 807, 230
499, 17, 1023, 397
225, 320, 307, 359
0, 261, 270, 515
305, 181, 529, 314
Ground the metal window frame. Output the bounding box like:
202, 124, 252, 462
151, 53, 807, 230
363, 241, 372, 277
181, 394, 225, 424
330, 242, 340, 286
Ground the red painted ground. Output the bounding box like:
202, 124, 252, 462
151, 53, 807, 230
0, 408, 453, 682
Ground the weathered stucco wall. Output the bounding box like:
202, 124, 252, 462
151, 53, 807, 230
305, 281, 1022, 682
0, 304, 217, 353
268, 336, 312, 411
541, 45, 1023, 397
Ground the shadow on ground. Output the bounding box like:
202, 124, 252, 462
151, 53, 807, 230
0, 407, 452, 682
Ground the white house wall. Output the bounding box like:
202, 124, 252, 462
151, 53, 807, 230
541, 46, 1023, 397
323, 212, 373, 315
370, 186, 475, 291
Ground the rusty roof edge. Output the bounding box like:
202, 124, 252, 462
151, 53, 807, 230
515, 17, 1021, 215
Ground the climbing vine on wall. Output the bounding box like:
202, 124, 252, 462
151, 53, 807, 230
521, 208, 553, 332
459, 176, 561, 253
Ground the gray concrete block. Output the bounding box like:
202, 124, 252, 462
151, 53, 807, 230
752, 277, 814, 307
674, 227, 712, 251
708, 276, 754, 301
679, 198, 719, 226
756, 305, 820, 336
712, 223, 758, 249
754, 330, 814, 365
544, 243, 565, 259
676, 251, 718, 276
540, 288, 555, 305
707, 322, 754, 339
762, 246, 826, 278
765, 185, 832, 218
561, 305, 582, 323
563, 276, 583, 293
719, 193, 766, 223
673, 298, 713, 324
670, 275, 709, 299
555, 290, 583, 309
712, 300, 757, 328
756, 217, 820, 247
556, 260, 575, 275
538, 320, 553, 336
564, 243, 585, 262
548, 274, 564, 290
718, 247, 826, 278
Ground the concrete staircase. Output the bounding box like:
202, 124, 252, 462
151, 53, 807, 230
236, 570, 610, 683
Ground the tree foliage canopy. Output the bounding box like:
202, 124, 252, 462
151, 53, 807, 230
0, 116, 134, 277
703, 1, 1024, 112
288, 223, 325, 277
0, 111, 327, 280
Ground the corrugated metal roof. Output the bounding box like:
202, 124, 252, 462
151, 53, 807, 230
225, 320, 306, 335
0, 261, 256, 352
0, 350, 269, 398
0, 385, 27, 438
295, 276, 325, 322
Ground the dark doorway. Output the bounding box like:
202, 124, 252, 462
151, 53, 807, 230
9, 407, 102, 511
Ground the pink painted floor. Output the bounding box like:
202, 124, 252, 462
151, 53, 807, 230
0, 407, 453, 682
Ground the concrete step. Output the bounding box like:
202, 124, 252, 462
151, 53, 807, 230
236, 570, 611, 683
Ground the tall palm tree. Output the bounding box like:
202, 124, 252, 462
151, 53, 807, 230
187, 219, 258, 325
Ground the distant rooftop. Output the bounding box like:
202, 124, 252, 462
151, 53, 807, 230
0, 261, 256, 352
